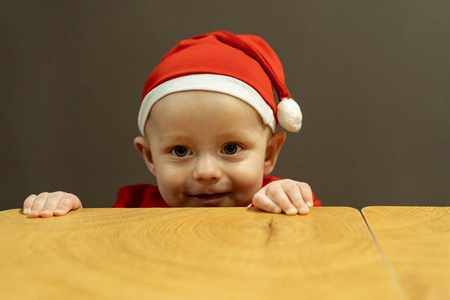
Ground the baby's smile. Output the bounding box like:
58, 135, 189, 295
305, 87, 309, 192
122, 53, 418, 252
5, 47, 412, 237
187, 192, 230, 206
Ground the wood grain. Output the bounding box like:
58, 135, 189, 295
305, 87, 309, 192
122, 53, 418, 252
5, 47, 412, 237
362, 206, 450, 300
0, 207, 400, 299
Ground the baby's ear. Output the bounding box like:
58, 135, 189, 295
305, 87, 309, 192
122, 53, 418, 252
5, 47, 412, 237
263, 131, 286, 176
134, 136, 156, 176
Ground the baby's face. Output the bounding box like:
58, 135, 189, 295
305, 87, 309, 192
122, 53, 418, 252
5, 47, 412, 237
143, 91, 276, 207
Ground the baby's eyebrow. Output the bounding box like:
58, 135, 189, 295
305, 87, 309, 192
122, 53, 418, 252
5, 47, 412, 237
216, 129, 267, 140
158, 133, 193, 142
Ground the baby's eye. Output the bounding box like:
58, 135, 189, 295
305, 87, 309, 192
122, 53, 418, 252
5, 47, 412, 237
221, 143, 242, 155
170, 146, 191, 157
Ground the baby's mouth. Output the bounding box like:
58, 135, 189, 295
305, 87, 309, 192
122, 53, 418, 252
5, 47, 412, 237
189, 193, 229, 205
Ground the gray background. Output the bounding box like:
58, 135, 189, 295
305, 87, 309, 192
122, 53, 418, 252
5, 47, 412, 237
1, 0, 449, 211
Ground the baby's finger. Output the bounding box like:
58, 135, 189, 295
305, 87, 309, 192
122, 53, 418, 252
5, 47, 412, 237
53, 193, 82, 216
26, 192, 50, 218
23, 194, 37, 215
297, 182, 313, 208
265, 185, 298, 215
252, 191, 282, 214
39, 192, 65, 218
283, 182, 309, 215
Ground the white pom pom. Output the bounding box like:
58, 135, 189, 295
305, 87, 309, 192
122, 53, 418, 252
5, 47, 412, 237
277, 98, 302, 132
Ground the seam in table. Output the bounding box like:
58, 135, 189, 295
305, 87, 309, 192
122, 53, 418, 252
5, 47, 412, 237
360, 210, 410, 300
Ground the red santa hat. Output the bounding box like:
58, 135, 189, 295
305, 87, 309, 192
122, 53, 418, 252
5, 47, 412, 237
138, 30, 302, 135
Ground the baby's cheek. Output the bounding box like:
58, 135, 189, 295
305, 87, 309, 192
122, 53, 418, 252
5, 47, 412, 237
232, 167, 263, 196
156, 172, 186, 205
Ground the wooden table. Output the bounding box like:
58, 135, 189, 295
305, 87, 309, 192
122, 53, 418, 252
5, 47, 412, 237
0, 207, 400, 299
362, 206, 450, 300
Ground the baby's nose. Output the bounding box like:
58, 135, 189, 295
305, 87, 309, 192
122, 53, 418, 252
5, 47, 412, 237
192, 155, 222, 182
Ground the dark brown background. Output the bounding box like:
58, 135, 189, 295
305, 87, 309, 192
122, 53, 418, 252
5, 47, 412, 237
1, 0, 449, 210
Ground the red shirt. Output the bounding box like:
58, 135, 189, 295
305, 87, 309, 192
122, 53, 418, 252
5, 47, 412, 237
114, 176, 321, 208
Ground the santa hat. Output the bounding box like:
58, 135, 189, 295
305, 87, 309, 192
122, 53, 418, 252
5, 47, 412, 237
138, 30, 302, 135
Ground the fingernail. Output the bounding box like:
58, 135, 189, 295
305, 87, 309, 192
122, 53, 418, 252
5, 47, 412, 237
299, 206, 310, 214
273, 206, 282, 214
286, 208, 298, 215
23, 208, 30, 214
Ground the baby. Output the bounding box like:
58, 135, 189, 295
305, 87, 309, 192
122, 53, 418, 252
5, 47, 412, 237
22, 31, 321, 218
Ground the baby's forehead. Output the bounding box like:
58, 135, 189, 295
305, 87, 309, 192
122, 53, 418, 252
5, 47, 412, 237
145, 90, 271, 136
149, 90, 263, 121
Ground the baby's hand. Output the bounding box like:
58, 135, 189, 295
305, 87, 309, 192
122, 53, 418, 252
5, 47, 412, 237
23, 192, 82, 218
252, 180, 313, 215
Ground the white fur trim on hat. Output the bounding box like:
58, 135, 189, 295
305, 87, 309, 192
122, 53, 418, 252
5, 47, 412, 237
138, 74, 276, 135
277, 98, 302, 132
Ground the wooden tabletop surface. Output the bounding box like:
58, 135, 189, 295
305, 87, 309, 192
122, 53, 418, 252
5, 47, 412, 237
0, 207, 400, 299
362, 206, 450, 300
